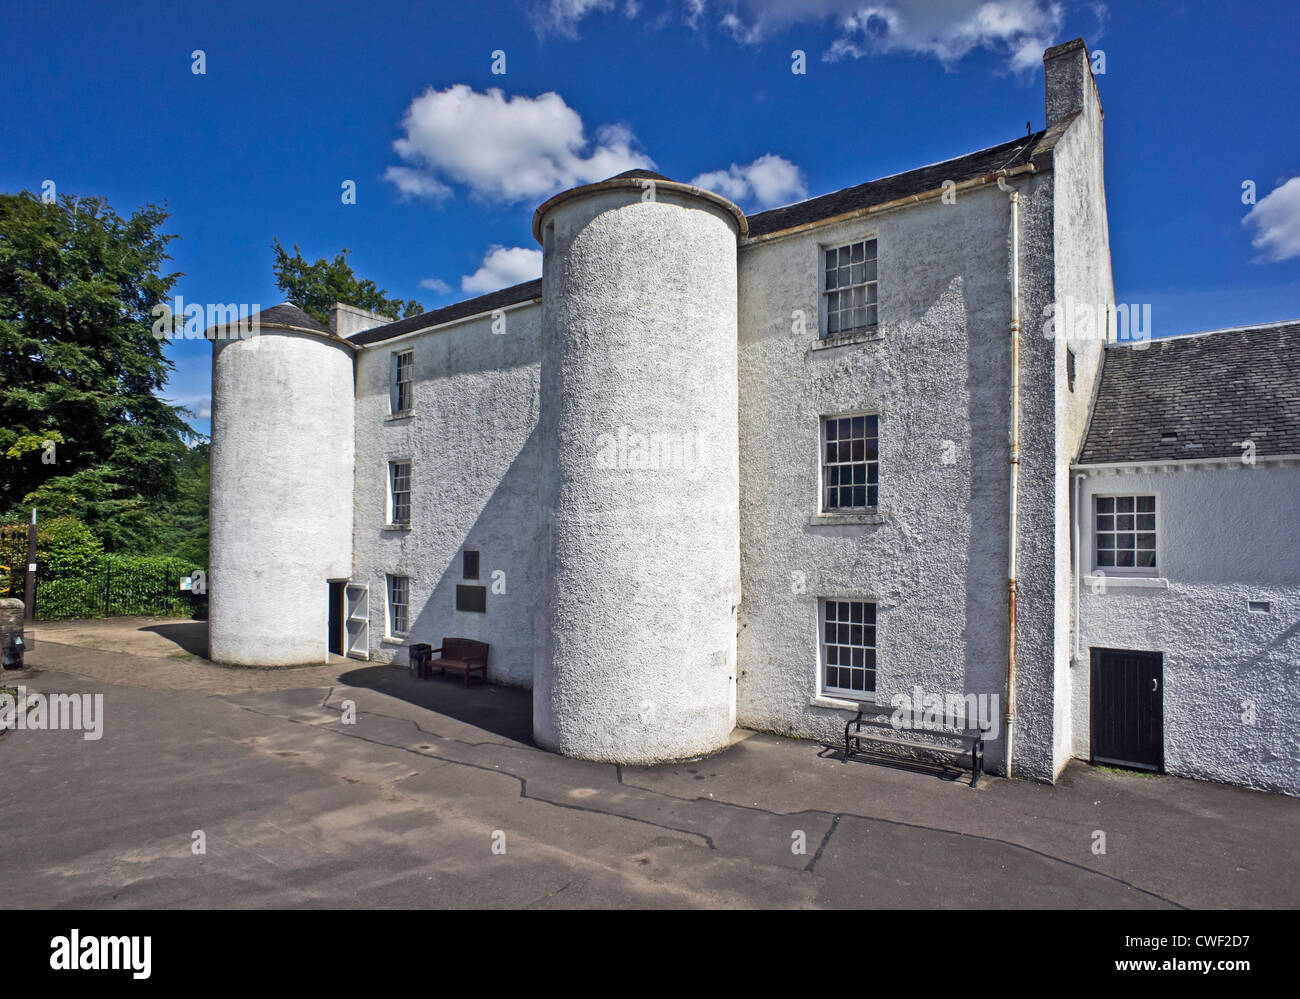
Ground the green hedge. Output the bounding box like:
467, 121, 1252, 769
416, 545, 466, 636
36, 554, 204, 621
37, 516, 104, 578
34, 576, 104, 621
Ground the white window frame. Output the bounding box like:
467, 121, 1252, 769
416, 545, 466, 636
386, 574, 410, 639
1092, 493, 1158, 577
388, 459, 412, 527
821, 237, 878, 339
819, 412, 879, 513
819, 598, 877, 698
391, 350, 414, 415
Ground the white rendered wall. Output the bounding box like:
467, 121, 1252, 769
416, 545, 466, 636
1048, 66, 1114, 779
1074, 463, 1300, 795
209, 330, 355, 666
534, 187, 742, 764
735, 185, 1022, 759
351, 304, 543, 685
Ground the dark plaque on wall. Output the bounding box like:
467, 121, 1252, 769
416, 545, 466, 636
456, 584, 487, 613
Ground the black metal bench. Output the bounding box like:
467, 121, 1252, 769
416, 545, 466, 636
844, 706, 988, 787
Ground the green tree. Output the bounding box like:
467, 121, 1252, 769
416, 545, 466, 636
36, 515, 103, 578
150, 442, 209, 566
0, 191, 196, 550
272, 239, 423, 327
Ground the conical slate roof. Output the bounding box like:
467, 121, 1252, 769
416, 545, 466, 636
246, 303, 329, 332
606, 169, 673, 183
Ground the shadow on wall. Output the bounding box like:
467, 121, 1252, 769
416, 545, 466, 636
337, 663, 534, 744
960, 268, 1013, 768
400, 422, 543, 690
1218, 616, 1300, 672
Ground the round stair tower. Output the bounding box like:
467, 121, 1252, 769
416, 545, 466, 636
532, 172, 746, 763
208, 305, 355, 666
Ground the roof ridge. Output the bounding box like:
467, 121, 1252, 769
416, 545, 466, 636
747, 131, 1041, 222
1107, 318, 1300, 346
745, 129, 1046, 238
349, 278, 542, 346
848, 133, 1039, 188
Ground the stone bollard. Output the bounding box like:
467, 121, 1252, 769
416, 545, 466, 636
0, 598, 26, 669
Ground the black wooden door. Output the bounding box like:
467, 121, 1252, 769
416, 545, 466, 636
328, 582, 345, 657
1090, 648, 1163, 772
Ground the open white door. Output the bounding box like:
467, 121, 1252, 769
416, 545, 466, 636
344, 582, 370, 660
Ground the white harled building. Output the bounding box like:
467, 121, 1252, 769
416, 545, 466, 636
207, 39, 1300, 794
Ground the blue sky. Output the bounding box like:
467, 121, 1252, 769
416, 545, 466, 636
3, 0, 1298, 439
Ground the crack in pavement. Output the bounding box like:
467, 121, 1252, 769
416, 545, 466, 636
807, 814, 841, 873
18, 660, 1187, 908
230, 697, 720, 850
226, 689, 1187, 908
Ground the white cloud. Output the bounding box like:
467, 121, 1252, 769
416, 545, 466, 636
718, 10, 763, 44
164, 394, 212, 420
382, 165, 452, 201
822, 0, 1065, 71
529, 0, 617, 37
691, 153, 807, 208
419, 277, 452, 294
462, 246, 544, 294
531, 0, 1064, 70
1243, 177, 1300, 263
387, 85, 654, 203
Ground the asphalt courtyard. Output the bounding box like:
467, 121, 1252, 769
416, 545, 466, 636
2, 623, 1297, 909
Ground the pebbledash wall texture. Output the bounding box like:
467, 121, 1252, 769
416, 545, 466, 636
207, 39, 1300, 794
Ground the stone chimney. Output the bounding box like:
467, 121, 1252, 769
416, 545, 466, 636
1043, 38, 1102, 128
329, 302, 395, 338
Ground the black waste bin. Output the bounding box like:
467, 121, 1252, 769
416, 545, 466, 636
408, 643, 433, 679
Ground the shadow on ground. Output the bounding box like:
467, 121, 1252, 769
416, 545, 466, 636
139, 621, 208, 657
338, 664, 534, 744
816, 744, 973, 786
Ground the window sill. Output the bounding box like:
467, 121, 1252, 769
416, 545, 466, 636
381, 635, 409, 645
808, 510, 886, 527
385, 412, 415, 423
1084, 575, 1168, 589
810, 327, 882, 351
811, 694, 879, 711
382, 523, 412, 532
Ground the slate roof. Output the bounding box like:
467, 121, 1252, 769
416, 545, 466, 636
350, 132, 1046, 346
249, 302, 329, 333
1077, 321, 1300, 464
746, 131, 1045, 239
348, 279, 543, 346
610, 169, 673, 182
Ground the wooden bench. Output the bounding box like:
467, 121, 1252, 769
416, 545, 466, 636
419, 637, 489, 687
844, 706, 988, 787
